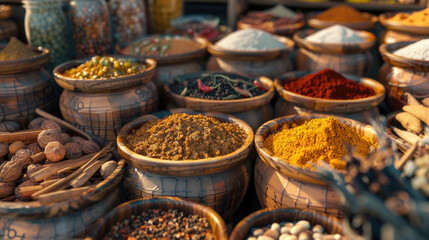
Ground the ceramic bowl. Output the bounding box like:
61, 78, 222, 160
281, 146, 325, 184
379, 40, 429, 71
308, 12, 378, 30
274, 71, 385, 113
171, 14, 220, 32
116, 35, 206, 65
379, 13, 429, 35
0, 45, 50, 74
0, 159, 125, 219
255, 113, 378, 185
237, 17, 306, 36
53, 57, 157, 93
164, 71, 275, 113
116, 108, 254, 176
207, 34, 295, 61
293, 29, 376, 54
86, 197, 228, 240
230, 208, 346, 240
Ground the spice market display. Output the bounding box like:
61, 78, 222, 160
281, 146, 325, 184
2, 1, 429, 239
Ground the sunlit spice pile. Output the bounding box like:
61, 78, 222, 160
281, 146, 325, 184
126, 113, 247, 160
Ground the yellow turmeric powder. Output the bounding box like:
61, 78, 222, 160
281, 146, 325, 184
264, 117, 377, 170
388, 8, 429, 26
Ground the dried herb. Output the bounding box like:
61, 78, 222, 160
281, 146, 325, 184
0, 37, 37, 61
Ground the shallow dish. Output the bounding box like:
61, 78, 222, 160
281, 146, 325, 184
379, 40, 429, 71
308, 12, 378, 30
274, 71, 385, 113
164, 72, 275, 113
116, 35, 206, 65
255, 113, 378, 185
116, 108, 254, 176
230, 208, 345, 240
293, 29, 376, 54
53, 57, 156, 93
207, 34, 294, 61
0, 45, 49, 74
379, 13, 429, 35
86, 197, 228, 240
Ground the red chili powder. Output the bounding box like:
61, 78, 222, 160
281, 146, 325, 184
283, 69, 376, 100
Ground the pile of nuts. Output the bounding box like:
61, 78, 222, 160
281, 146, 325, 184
0, 118, 118, 201
246, 220, 344, 240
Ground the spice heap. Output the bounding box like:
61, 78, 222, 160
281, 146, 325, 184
62, 56, 145, 80
215, 29, 285, 51
305, 25, 365, 43
313, 5, 371, 23
246, 220, 345, 240
0, 117, 117, 203
104, 208, 213, 240
0, 37, 37, 61
264, 117, 377, 170
388, 7, 429, 26
123, 36, 202, 57
393, 39, 429, 60
239, 4, 304, 28
126, 113, 246, 160
283, 69, 375, 100
170, 72, 268, 100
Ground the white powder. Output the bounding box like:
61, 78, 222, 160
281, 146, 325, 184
215, 29, 285, 51
264, 4, 297, 19
305, 25, 365, 43
394, 39, 429, 60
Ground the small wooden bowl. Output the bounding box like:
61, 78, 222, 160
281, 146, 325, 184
230, 208, 346, 240
308, 12, 378, 30
237, 18, 306, 36
0, 45, 50, 74
274, 71, 385, 113
207, 34, 294, 61
0, 159, 125, 219
385, 111, 412, 153
293, 29, 376, 54
116, 35, 206, 65
379, 13, 429, 35
53, 58, 157, 92
86, 197, 228, 240
164, 72, 275, 113
116, 108, 254, 176
379, 40, 429, 71
255, 113, 378, 185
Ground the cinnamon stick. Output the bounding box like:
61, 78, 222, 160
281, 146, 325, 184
40, 179, 60, 187
37, 186, 92, 205
70, 155, 110, 188
0, 129, 43, 143
29, 152, 46, 164
395, 141, 419, 170
35, 108, 93, 141
18, 185, 43, 198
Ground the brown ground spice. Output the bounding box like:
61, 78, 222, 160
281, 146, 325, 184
126, 113, 247, 160
0, 37, 37, 61
314, 5, 371, 23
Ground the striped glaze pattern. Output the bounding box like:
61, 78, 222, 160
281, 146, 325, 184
86, 197, 229, 240
255, 113, 378, 185
117, 108, 254, 176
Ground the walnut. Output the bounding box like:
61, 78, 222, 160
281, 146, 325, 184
26, 142, 42, 154
37, 129, 62, 148
44, 141, 65, 162
79, 140, 101, 154
0, 143, 9, 157
60, 133, 71, 145
0, 121, 20, 132
11, 149, 32, 167
41, 120, 62, 133
100, 160, 117, 179
64, 142, 82, 159
26, 163, 43, 181
0, 161, 22, 182
0, 182, 15, 199
70, 136, 86, 143
28, 117, 46, 129
9, 141, 25, 154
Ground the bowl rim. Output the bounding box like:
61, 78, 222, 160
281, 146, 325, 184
164, 71, 275, 105
379, 13, 429, 35
274, 70, 385, 104
293, 28, 376, 54
379, 40, 429, 71
117, 108, 254, 170
308, 12, 378, 30
236, 16, 306, 35
206, 34, 295, 61
86, 196, 229, 240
